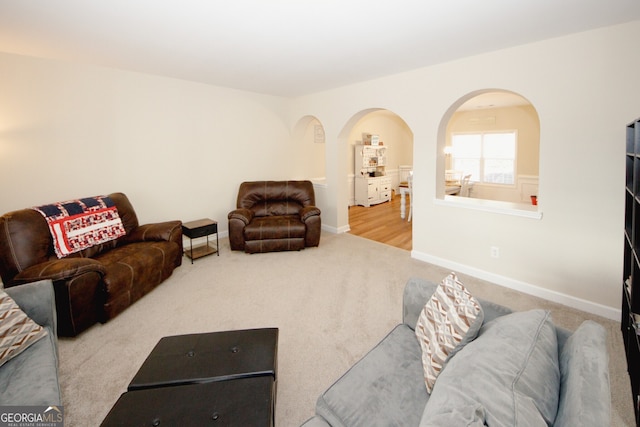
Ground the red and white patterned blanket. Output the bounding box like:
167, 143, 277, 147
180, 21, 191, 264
32, 195, 126, 258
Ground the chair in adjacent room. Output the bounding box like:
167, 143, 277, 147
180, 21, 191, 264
459, 174, 474, 197
445, 169, 463, 195
407, 172, 413, 222
398, 165, 412, 193
398, 166, 413, 220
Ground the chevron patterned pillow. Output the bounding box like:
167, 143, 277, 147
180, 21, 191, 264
415, 272, 483, 393
0, 289, 48, 367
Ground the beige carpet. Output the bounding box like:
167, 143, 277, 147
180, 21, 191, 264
58, 232, 635, 426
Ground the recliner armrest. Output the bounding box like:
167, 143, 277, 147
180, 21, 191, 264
301, 206, 321, 222
12, 258, 106, 284
4, 279, 57, 332
228, 208, 254, 225
122, 220, 182, 244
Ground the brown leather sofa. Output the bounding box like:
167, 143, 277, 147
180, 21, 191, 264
228, 181, 321, 254
0, 192, 182, 336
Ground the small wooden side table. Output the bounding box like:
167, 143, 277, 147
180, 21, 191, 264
182, 218, 219, 263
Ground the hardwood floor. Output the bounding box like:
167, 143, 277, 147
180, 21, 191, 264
348, 194, 412, 251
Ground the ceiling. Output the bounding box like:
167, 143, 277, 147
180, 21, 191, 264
458, 92, 531, 111
1, 1, 639, 97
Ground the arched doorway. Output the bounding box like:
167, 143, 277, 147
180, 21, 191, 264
341, 109, 414, 250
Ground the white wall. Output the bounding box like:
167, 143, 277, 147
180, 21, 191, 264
296, 117, 326, 180
2, 21, 639, 318
0, 53, 298, 227
290, 20, 640, 318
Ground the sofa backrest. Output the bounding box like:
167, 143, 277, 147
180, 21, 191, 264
107, 192, 139, 234
403, 277, 514, 330
0, 192, 138, 285
0, 209, 52, 285
402, 276, 573, 352
236, 181, 316, 217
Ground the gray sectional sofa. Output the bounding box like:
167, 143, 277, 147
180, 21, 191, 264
0, 279, 61, 405
302, 277, 611, 427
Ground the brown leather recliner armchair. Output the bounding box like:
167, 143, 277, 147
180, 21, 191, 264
228, 181, 321, 254
0, 192, 182, 336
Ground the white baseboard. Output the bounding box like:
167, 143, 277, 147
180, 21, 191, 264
412, 249, 620, 321
324, 224, 349, 234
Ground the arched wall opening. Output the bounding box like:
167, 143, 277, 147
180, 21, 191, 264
292, 115, 327, 183
338, 108, 414, 246
436, 89, 541, 217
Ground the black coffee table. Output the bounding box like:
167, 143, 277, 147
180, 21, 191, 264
101, 376, 274, 426
101, 328, 278, 426
128, 328, 278, 390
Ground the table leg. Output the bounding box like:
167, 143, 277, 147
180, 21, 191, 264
400, 190, 406, 219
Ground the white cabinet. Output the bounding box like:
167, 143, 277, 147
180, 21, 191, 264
355, 176, 392, 207
354, 144, 391, 206
355, 144, 387, 173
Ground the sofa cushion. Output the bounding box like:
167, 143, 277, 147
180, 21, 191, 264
96, 241, 181, 320
415, 273, 483, 393
243, 216, 306, 240
0, 330, 61, 405
0, 280, 61, 405
300, 416, 332, 427
421, 404, 486, 426
0, 289, 48, 367
244, 238, 306, 254
420, 309, 560, 427
316, 324, 427, 427
553, 320, 610, 427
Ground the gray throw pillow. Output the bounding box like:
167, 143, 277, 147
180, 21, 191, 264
420, 309, 560, 427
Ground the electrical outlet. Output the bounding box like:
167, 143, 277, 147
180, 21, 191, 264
490, 246, 500, 258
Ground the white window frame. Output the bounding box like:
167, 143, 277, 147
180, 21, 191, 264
450, 130, 518, 186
